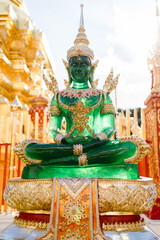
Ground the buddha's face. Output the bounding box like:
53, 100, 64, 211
69, 56, 91, 83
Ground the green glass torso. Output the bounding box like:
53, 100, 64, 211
22, 87, 139, 180
58, 91, 104, 136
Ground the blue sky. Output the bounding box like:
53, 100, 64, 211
25, 0, 157, 109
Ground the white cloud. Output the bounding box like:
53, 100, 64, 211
93, 1, 157, 109
25, 0, 158, 109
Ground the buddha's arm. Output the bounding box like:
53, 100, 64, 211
99, 93, 115, 139
49, 93, 63, 141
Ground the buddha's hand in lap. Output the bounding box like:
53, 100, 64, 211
61, 136, 99, 145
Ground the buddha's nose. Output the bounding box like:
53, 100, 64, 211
77, 63, 81, 70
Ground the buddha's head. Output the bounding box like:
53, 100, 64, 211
63, 5, 99, 88
69, 55, 91, 84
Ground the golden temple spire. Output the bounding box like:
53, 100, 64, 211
67, 4, 94, 61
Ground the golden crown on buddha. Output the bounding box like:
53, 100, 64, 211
67, 4, 94, 61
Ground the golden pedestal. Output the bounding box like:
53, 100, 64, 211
4, 177, 156, 216
3, 177, 156, 239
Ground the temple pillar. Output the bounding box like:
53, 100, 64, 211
29, 95, 49, 141
144, 20, 160, 217
138, 109, 147, 177
144, 91, 160, 219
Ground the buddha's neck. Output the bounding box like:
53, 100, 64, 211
72, 82, 89, 89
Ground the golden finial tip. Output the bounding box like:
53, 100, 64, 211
80, 4, 84, 8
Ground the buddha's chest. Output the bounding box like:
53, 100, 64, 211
58, 91, 102, 115
58, 89, 103, 134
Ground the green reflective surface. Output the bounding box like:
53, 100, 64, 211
22, 164, 139, 179
22, 56, 139, 180
25, 140, 136, 166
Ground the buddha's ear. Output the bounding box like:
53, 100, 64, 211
62, 59, 70, 77
89, 60, 99, 88
90, 61, 97, 79
62, 59, 69, 69
91, 65, 95, 74
92, 60, 99, 72
62, 59, 72, 83
67, 68, 73, 85
90, 60, 99, 78
88, 65, 94, 87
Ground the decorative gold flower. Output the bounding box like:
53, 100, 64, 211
60, 229, 86, 240
59, 221, 67, 231
62, 198, 87, 225
60, 193, 68, 202
80, 222, 88, 232
81, 193, 89, 202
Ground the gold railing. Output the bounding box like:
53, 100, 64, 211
0, 110, 54, 213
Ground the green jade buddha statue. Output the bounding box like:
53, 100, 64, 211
14, 5, 150, 180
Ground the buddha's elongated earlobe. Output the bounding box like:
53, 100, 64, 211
67, 66, 73, 86
62, 59, 69, 69
91, 79, 99, 88
92, 60, 99, 69
64, 79, 70, 88
89, 63, 99, 88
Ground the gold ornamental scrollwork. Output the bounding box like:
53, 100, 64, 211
157, 108, 160, 125
102, 219, 145, 232
14, 216, 49, 230
3, 177, 156, 215
4, 178, 53, 212
98, 178, 157, 214
13, 139, 42, 165
120, 135, 150, 164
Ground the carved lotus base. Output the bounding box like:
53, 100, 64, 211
4, 177, 156, 215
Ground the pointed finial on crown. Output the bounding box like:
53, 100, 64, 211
74, 5, 89, 46
67, 4, 94, 61
80, 4, 84, 27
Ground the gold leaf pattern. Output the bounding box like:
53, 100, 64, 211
4, 178, 156, 215
58, 93, 102, 136
60, 229, 86, 240
100, 103, 115, 114
62, 198, 87, 225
